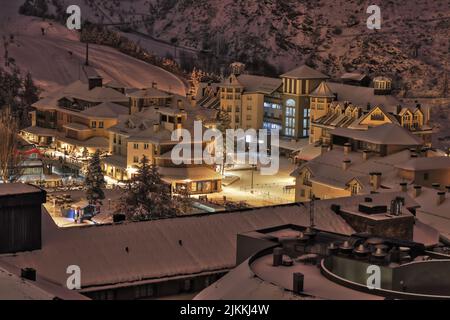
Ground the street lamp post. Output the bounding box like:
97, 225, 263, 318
250, 164, 256, 194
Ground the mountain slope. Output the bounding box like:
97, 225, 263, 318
68, 0, 449, 96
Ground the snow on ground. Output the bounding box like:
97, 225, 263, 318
0, 0, 186, 95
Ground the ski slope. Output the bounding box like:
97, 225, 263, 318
0, 0, 186, 96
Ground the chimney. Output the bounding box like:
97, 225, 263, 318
432, 183, 441, 190
344, 143, 352, 155
273, 248, 283, 267
21, 268, 36, 281
152, 81, 158, 89
177, 99, 183, 109
342, 159, 351, 170
446, 186, 450, 193
413, 185, 422, 198
153, 123, 160, 132
88, 76, 103, 90
437, 191, 446, 206
293, 272, 304, 294
400, 182, 408, 192
370, 172, 382, 190
363, 150, 370, 160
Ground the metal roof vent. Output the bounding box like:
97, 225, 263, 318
339, 241, 353, 254
353, 244, 370, 258
371, 247, 387, 263
327, 242, 339, 255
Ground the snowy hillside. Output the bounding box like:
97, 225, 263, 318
34, 0, 450, 97
0, 0, 186, 95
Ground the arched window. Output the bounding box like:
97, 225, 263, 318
286, 99, 296, 107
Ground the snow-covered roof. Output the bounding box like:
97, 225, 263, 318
22, 126, 56, 137
281, 65, 329, 79
291, 147, 412, 191
0, 183, 42, 197
127, 87, 172, 99
57, 135, 109, 149
327, 82, 399, 110
235, 74, 282, 94
310, 81, 335, 98
395, 157, 450, 171
63, 123, 90, 131
0, 262, 88, 300
159, 166, 222, 183
80, 102, 129, 118
0, 201, 354, 291
331, 123, 422, 146
340, 72, 368, 82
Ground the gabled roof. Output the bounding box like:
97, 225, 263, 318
281, 65, 329, 79
310, 81, 335, 98
80, 102, 129, 119
357, 105, 399, 125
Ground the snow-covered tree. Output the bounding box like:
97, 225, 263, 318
118, 156, 180, 221
85, 149, 106, 204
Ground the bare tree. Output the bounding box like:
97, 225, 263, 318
0, 106, 24, 183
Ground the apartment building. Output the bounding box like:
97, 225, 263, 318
22, 77, 129, 154
219, 73, 283, 130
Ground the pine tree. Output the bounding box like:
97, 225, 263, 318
118, 156, 181, 221
85, 149, 106, 204
21, 72, 39, 106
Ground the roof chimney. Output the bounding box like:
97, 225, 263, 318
88, 76, 103, 90
153, 123, 160, 132
414, 185, 422, 198
273, 248, 283, 267
152, 81, 158, 89
400, 182, 408, 192
432, 183, 441, 190
363, 150, 370, 161
370, 172, 382, 191
293, 272, 304, 294
437, 191, 446, 206
446, 186, 450, 193
344, 143, 351, 155
342, 159, 351, 170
